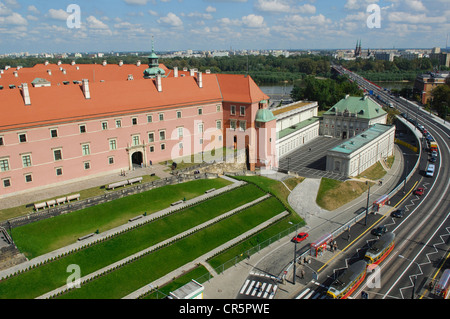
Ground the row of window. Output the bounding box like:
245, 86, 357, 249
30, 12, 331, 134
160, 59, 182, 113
230, 105, 246, 117
1, 156, 116, 188
0, 119, 226, 148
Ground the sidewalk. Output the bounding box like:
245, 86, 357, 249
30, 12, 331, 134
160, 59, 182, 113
0, 164, 173, 210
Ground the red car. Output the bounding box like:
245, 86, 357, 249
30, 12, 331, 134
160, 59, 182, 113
292, 232, 309, 243
414, 188, 424, 196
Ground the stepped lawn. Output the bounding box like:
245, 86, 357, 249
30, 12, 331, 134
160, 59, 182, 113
11, 178, 233, 258
0, 183, 265, 299
57, 196, 285, 299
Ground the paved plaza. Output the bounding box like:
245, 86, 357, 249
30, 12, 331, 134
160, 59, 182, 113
278, 136, 347, 181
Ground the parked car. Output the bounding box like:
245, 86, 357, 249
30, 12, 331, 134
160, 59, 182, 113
431, 151, 438, 158
371, 225, 387, 236
391, 208, 405, 218
292, 232, 309, 243
414, 187, 424, 196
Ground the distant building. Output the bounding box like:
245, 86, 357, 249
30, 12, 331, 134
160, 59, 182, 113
413, 71, 450, 104
374, 52, 395, 62
326, 124, 395, 177
429, 51, 450, 68
319, 95, 388, 139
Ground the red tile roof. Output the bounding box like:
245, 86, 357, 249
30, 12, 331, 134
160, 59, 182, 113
0, 64, 269, 131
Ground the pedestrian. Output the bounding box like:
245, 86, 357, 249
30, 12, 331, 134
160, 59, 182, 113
300, 269, 305, 279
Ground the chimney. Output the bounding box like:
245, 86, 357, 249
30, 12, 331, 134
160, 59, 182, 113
102, 60, 107, 66
119, 60, 123, 67
13, 71, 18, 77
174, 67, 178, 78
197, 72, 203, 88
71, 61, 76, 66
136, 60, 141, 67
156, 73, 162, 92
57, 60, 62, 66
82, 79, 91, 99
44, 60, 49, 66
22, 83, 31, 105
190, 69, 195, 77
47, 69, 52, 75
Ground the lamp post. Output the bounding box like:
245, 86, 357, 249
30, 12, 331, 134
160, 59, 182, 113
398, 254, 421, 299
365, 181, 371, 226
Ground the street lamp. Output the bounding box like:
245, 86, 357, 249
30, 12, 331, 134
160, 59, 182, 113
398, 255, 421, 299
365, 181, 371, 226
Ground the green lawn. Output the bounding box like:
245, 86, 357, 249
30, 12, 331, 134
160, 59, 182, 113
0, 183, 264, 299
12, 178, 232, 259
316, 178, 371, 211
56, 196, 285, 299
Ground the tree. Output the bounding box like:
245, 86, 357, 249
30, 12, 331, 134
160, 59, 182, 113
430, 83, 450, 119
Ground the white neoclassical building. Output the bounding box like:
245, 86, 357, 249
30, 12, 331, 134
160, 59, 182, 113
326, 124, 395, 177
273, 101, 320, 158
320, 95, 387, 139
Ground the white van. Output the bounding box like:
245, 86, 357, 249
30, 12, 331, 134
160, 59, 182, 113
426, 164, 435, 177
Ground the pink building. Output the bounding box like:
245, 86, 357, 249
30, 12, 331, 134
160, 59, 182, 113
0, 54, 277, 198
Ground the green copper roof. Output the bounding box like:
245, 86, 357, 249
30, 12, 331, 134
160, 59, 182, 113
330, 124, 394, 154
324, 96, 386, 120
255, 109, 276, 123
144, 66, 166, 78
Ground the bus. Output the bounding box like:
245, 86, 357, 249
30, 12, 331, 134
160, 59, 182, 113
435, 269, 450, 299
364, 232, 395, 266
327, 260, 367, 299
426, 164, 435, 177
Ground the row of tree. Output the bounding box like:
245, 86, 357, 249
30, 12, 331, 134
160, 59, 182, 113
290, 74, 363, 111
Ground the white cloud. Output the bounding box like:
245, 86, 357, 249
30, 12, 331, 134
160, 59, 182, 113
0, 2, 13, 16
86, 16, 110, 29
0, 12, 27, 25
405, 0, 426, 12
388, 12, 446, 24
255, 0, 290, 13
123, 0, 151, 5
27, 5, 40, 14
205, 6, 216, 13
47, 9, 70, 21
158, 12, 183, 27
242, 14, 265, 28
148, 10, 158, 16
344, 0, 379, 10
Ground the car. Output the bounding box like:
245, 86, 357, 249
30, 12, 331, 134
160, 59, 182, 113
414, 187, 424, 196
391, 208, 405, 218
371, 225, 387, 236
431, 151, 438, 158
429, 157, 436, 163
292, 232, 309, 243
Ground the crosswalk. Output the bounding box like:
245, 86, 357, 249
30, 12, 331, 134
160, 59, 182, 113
239, 279, 278, 299
295, 287, 327, 299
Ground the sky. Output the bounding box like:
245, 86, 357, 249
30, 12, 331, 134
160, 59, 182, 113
0, 0, 449, 54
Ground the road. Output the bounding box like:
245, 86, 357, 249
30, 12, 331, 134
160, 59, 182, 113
326, 65, 450, 299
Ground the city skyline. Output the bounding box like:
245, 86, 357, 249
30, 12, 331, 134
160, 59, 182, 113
0, 0, 449, 54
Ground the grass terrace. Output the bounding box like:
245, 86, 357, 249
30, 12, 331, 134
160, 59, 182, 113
0, 183, 266, 299
55, 196, 285, 299
11, 178, 233, 259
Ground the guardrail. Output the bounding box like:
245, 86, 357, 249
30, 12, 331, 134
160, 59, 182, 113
283, 114, 423, 279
